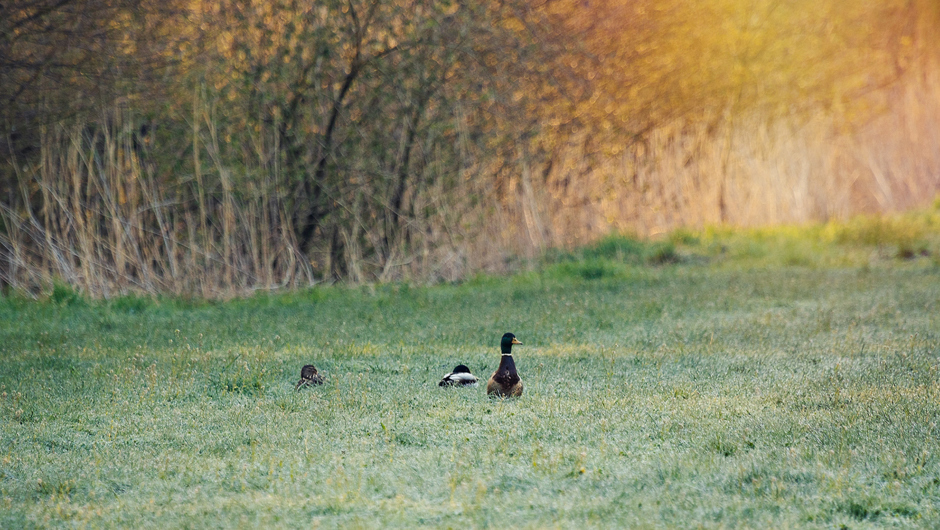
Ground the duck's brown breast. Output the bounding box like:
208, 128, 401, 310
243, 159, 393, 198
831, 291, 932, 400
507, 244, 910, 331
486, 373, 523, 397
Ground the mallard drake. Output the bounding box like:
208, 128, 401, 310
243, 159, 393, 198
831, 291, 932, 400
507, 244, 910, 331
295, 364, 324, 390
439, 364, 479, 387
486, 332, 524, 397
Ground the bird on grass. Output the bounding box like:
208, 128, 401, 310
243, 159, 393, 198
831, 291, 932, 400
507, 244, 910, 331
295, 364, 324, 390
486, 332, 524, 397
439, 364, 479, 387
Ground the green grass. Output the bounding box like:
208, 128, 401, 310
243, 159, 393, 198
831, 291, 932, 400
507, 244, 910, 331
3, 213, 940, 527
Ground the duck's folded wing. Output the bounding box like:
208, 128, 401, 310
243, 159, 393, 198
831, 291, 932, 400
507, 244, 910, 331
440, 372, 479, 386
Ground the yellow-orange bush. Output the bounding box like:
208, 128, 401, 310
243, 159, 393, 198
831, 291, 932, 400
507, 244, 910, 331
1, 0, 938, 295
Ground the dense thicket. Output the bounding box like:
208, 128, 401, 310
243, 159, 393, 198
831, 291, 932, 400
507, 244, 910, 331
1, 0, 938, 296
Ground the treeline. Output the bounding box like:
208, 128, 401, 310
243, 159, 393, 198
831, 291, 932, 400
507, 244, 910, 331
1, 0, 937, 296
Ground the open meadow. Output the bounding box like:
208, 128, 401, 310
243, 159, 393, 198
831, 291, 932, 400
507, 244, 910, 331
2, 222, 940, 528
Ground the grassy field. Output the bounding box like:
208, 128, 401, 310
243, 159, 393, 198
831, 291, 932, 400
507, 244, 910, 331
2, 216, 940, 528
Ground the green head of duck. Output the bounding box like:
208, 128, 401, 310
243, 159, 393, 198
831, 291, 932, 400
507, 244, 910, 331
500, 332, 523, 354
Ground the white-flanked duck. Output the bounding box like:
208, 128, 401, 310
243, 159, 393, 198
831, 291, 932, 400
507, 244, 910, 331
439, 364, 479, 387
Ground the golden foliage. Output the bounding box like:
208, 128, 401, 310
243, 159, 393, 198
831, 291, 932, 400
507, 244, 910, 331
526, 0, 933, 146
2, 0, 940, 292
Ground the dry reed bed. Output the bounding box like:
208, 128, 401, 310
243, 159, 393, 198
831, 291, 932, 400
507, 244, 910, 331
3, 76, 940, 298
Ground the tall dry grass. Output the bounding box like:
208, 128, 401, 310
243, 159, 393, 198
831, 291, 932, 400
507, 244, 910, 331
1, 105, 315, 298
499, 70, 940, 258
3, 70, 940, 297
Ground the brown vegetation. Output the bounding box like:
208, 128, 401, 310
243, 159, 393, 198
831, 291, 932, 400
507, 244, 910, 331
1, 0, 938, 296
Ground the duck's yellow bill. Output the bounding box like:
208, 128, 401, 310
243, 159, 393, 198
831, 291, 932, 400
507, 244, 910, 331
512, 338, 522, 345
